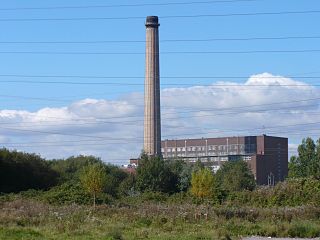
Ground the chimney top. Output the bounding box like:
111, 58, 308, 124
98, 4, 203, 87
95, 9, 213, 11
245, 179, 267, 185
146, 16, 160, 27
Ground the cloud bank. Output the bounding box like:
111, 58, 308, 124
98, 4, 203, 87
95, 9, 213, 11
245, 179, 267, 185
0, 73, 319, 164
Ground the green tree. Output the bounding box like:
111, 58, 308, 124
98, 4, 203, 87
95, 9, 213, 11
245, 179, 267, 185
104, 166, 128, 197
0, 148, 58, 193
80, 164, 107, 208
49, 155, 102, 183
289, 137, 320, 179
136, 154, 177, 193
118, 174, 136, 196
191, 168, 215, 200
216, 160, 256, 192
178, 162, 192, 192
193, 159, 205, 172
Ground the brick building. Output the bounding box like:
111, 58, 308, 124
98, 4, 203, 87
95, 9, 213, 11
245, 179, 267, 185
161, 135, 288, 185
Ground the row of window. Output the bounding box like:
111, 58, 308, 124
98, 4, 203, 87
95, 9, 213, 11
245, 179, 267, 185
164, 151, 247, 157
162, 144, 256, 153
164, 154, 252, 161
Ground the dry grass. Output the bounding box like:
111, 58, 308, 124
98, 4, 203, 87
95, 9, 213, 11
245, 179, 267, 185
1, 198, 320, 239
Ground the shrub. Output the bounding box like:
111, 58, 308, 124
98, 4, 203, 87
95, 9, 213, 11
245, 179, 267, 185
191, 168, 215, 200
0, 148, 58, 193
42, 182, 91, 205
136, 154, 178, 193
216, 160, 256, 193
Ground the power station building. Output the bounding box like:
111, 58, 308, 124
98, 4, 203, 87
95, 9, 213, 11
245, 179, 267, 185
139, 16, 288, 185
161, 135, 288, 185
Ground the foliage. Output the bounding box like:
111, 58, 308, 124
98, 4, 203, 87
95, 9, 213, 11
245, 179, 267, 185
42, 181, 92, 205
103, 165, 128, 197
167, 160, 192, 192
136, 154, 178, 193
228, 177, 320, 207
80, 164, 107, 207
193, 159, 205, 172
49, 155, 102, 183
216, 160, 256, 193
0, 148, 130, 202
118, 174, 136, 197
1, 198, 320, 239
289, 137, 320, 179
177, 162, 192, 192
190, 168, 215, 200
0, 148, 58, 193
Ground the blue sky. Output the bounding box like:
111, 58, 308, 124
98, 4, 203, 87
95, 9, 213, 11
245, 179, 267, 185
1, 0, 319, 110
0, 0, 319, 163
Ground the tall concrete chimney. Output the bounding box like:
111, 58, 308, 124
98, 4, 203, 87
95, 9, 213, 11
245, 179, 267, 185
143, 16, 161, 156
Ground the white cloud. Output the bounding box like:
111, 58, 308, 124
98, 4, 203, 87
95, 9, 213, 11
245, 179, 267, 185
0, 73, 319, 164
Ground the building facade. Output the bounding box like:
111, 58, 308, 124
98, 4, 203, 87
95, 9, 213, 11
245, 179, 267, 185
161, 135, 288, 185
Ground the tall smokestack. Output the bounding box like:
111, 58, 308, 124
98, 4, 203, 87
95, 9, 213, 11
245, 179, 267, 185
143, 16, 161, 156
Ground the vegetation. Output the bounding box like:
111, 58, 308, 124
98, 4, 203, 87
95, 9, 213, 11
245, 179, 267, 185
191, 168, 215, 200
215, 160, 256, 193
289, 137, 320, 179
1, 197, 320, 240
1, 137, 320, 239
0, 148, 58, 193
136, 153, 179, 193
80, 164, 107, 208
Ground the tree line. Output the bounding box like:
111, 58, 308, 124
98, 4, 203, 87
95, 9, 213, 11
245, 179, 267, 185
0, 136, 320, 207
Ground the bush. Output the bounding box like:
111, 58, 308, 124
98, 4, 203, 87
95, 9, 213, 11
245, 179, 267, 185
225, 178, 320, 207
0, 148, 58, 193
41, 182, 92, 205
191, 168, 215, 200
288, 221, 320, 238
136, 154, 178, 193
42, 181, 114, 205
216, 160, 256, 193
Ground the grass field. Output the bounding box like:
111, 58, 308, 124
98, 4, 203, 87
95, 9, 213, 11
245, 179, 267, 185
1, 198, 320, 240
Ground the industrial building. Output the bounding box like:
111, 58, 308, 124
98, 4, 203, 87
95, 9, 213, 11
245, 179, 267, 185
139, 17, 288, 186
161, 135, 288, 185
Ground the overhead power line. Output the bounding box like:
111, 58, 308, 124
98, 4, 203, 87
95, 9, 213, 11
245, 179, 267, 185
0, 126, 138, 141
0, 49, 319, 55
0, 10, 319, 22
0, 98, 319, 128
0, 0, 260, 11
0, 74, 319, 79
0, 79, 318, 86
1, 123, 320, 147
1, 36, 319, 44
1, 106, 318, 129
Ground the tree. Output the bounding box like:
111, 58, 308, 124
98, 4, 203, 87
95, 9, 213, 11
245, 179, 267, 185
80, 164, 107, 208
118, 174, 136, 196
49, 155, 102, 183
191, 168, 215, 200
0, 148, 58, 193
216, 160, 256, 192
177, 162, 192, 192
289, 137, 320, 179
136, 154, 177, 193
193, 159, 205, 172
103, 165, 128, 197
